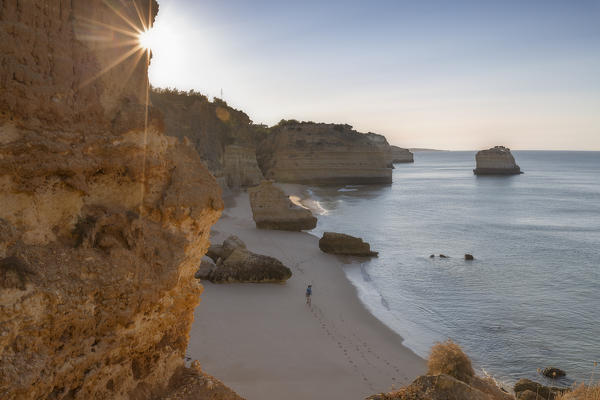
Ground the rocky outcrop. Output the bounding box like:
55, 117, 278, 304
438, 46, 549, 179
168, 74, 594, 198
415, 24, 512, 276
390, 146, 414, 163
514, 379, 568, 400
368, 341, 513, 400
248, 180, 317, 231
150, 89, 264, 189
318, 232, 378, 257
368, 374, 514, 400
223, 145, 264, 188
257, 121, 393, 185
474, 146, 522, 175
199, 236, 291, 283
154, 362, 243, 400
0, 1, 228, 399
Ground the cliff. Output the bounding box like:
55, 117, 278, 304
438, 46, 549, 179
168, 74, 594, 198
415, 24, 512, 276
257, 121, 393, 185
473, 146, 522, 175
0, 1, 233, 399
390, 146, 414, 163
150, 89, 264, 189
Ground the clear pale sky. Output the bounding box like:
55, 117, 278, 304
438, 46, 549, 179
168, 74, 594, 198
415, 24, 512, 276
147, 0, 600, 150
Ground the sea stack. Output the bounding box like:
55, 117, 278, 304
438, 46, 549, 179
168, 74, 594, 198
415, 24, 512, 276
248, 180, 317, 231
473, 146, 522, 175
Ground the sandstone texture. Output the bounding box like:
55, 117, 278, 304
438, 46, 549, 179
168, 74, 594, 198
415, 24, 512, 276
150, 89, 264, 189
474, 146, 522, 175
248, 180, 317, 231
390, 145, 414, 163
199, 236, 291, 283
0, 1, 229, 399
318, 232, 378, 257
257, 121, 393, 185
158, 362, 243, 400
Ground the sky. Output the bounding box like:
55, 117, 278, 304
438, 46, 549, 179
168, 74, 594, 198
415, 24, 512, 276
146, 0, 600, 150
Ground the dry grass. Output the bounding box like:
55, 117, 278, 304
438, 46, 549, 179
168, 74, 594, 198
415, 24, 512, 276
557, 384, 600, 400
427, 339, 475, 383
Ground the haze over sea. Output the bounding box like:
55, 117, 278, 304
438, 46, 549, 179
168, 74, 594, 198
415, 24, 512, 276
307, 151, 600, 386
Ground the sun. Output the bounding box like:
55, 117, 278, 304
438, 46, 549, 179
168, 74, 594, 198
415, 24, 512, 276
138, 28, 156, 51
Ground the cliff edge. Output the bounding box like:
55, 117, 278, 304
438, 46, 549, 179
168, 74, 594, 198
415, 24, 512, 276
0, 1, 232, 399
150, 89, 264, 189
257, 121, 393, 185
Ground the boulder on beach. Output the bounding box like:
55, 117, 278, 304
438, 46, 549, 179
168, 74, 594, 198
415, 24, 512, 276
318, 232, 378, 257
542, 367, 566, 379
197, 236, 292, 283
248, 180, 317, 231
195, 256, 217, 279
473, 146, 522, 175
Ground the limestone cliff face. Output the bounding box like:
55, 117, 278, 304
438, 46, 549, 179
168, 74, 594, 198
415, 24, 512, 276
390, 146, 414, 163
473, 146, 522, 175
257, 122, 393, 185
150, 90, 264, 189
0, 1, 227, 399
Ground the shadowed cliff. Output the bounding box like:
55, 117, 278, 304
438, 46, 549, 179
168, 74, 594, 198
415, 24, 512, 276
0, 1, 240, 398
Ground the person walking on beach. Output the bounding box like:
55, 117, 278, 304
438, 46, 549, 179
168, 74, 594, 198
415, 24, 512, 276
305, 284, 312, 306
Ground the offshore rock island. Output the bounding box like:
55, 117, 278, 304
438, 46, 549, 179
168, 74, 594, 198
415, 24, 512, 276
474, 146, 522, 175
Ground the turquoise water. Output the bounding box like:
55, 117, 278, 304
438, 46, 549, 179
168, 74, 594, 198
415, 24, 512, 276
307, 151, 600, 386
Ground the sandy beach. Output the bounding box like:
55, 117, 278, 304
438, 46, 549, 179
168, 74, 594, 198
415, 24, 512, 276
187, 190, 425, 400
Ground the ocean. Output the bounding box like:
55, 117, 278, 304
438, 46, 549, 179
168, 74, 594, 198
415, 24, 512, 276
306, 151, 600, 386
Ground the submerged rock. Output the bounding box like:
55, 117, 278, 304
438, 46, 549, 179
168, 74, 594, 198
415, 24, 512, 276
474, 146, 522, 175
542, 367, 566, 379
318, 232, 378, 257
439, 254, 449, 258
248, 180, 317, 231
465, 253, 474, 260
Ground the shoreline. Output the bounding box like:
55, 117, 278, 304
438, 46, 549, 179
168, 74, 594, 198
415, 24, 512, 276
187, 190, 425, 400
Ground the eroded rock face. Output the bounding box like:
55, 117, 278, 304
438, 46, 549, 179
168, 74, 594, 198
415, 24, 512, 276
514, 379, 568, 400
367, 375, 514, 400
474, 146, 522, 175
257, 122, 393, 185
248, 180, 317, 231
318, 232, 378, 257
223, 145, 264, 188
150, 90, 264, 189
0, 1, 226, 399
197, 237, 291, 283
198, 248, 292, 283
390, 146, 414, 163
